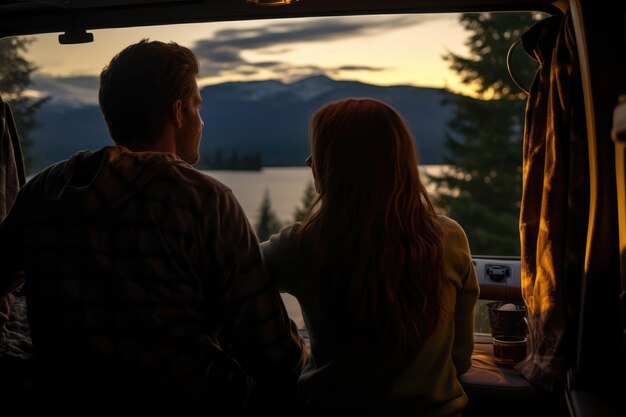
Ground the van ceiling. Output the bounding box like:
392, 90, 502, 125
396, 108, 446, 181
0, 0, 562, 38
24, 0, 186, 8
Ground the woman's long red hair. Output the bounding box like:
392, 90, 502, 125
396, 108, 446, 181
300, 98, 446, 351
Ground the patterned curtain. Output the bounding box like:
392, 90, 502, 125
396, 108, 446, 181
517, 11, 589, 392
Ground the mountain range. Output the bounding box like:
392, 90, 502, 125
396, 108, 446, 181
29, 75, 456, 171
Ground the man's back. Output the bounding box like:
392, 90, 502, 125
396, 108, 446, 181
2, 146, 305, 413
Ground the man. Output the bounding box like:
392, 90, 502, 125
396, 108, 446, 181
0, 39, 306, 415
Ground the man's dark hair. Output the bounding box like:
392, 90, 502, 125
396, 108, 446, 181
99, 38, 199, 146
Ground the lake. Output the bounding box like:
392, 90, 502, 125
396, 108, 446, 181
205, 165, 446, 329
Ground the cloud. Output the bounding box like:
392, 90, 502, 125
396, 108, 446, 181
337, 65, 385, 72
203, 46, 242, 64
210, 15, 431, 49
31, 73, 100, 105
193, 15, 429, 79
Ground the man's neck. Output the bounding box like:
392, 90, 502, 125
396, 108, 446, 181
126, 134, 175, 155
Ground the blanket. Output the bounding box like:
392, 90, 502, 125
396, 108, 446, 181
0, 296, 34, 399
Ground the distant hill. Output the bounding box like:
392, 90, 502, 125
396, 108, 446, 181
29, 75, 455, 172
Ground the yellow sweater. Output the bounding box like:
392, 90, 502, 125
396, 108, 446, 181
261, 216, 479, 417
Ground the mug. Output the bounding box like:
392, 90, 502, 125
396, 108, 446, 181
492, 335, 527, 367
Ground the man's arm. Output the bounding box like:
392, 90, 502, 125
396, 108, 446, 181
0, 203, 24, 298
210, 190, 307, 384
0, 202, 25, 328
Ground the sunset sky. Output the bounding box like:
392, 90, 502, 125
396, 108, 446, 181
24, 13, 471, 104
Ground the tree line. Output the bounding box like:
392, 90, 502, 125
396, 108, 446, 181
201, 149, 262, 171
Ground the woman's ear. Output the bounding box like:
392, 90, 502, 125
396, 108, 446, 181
173, 99, 183, 128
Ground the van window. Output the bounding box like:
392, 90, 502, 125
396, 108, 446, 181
3, 11, 542, 331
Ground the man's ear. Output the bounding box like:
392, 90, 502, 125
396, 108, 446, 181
173, 99, 183, 128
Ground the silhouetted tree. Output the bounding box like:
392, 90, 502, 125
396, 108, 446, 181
228, 150, 240, 170
293, 180, 316, 222
205, 148, 262, 171
255, 189, 282, 241
429, 12, 543, 255
0, 37, 48, 174
241, 151, 262, 171
213, 149, 224, 169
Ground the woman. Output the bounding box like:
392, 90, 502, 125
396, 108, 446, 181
261, 98, 479, 417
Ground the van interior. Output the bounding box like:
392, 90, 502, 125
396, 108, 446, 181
0, 1, 624, 416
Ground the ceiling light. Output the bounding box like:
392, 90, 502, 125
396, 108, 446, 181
247, 0, 294, 6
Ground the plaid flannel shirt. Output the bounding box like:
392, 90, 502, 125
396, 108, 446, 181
0, 146, 306, 412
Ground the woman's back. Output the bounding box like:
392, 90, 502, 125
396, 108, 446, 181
262, 216, 478, 416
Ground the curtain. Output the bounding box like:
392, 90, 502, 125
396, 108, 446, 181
517, 11, 589, 392
0, 98, 21, 221
0, 97, 24, 330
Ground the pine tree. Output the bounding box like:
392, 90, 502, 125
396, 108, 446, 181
429, 12, 543, 255
293, 180, 316, 222
255, 189, 282, 241
228, 150, 240, 170
0, 37, 48, 174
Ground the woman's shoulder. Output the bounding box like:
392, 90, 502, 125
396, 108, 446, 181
260, 223, 310, 291
269, 222, 302, 242
437, 215, 473, 268
260, 223, 303, 256
438, 215, 469, 242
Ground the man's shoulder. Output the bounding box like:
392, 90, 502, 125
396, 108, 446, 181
163, 163, 232, 195
107, 147, 232, 196
21, 150, 93, 193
